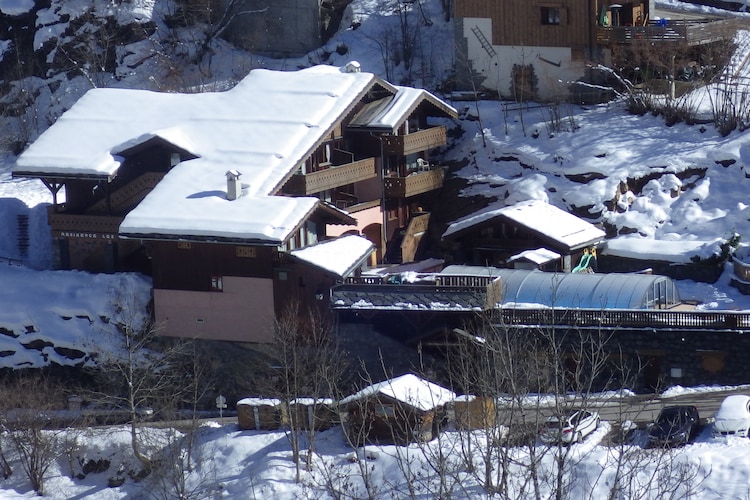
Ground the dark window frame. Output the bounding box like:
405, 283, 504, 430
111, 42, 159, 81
541, 7, 561, 25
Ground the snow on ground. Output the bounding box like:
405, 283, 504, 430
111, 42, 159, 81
6, 0, 750, 497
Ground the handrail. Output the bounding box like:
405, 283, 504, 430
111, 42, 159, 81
332, 279, 750, 330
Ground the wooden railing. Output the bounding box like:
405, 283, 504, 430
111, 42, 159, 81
384, 168, 445, 198
381, 127, 447, 156
88, 172, 164, 214
337, 274, 502, 310
497, 308, 750, 330
596, 18, 747, 46
344, 274, 494, 287
48, 212, 123, 238
733, 256, 750, 282
285, 157, 376, 195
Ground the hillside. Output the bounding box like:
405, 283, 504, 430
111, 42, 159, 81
5, 1, 750, 499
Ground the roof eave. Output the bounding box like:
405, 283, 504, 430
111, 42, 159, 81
118, 232, 282, 246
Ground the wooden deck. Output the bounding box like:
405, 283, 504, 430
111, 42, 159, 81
596, 18, 748, 46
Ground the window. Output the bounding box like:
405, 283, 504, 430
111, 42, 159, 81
541, 7, 560, 25
210, 276, 223, 292
177, 241, 192, 250
375, 404, 396, 417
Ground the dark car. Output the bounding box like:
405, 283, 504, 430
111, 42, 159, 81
647, 405, 700, 447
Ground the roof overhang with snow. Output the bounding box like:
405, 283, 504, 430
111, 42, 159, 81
348, 86, 457, 131
442, 199, 606, 252
290, 235, 374, 278
339, 373, 456, 411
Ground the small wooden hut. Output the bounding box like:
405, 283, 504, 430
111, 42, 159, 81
236, 398, 283, 431
452, 395, 497, 430
288, 398, 337, 431
339, 373, 456, 445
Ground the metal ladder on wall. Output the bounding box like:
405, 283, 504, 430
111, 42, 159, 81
17, 214, 28, 258
471, 25, 496, 58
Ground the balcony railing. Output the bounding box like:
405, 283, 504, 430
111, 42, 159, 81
733, 256, 750, 282
596, 18, 746, 46
48, 210, 123, 239
285, 157, 376, 195
384, 167, 445, 198
381, 126, 447, 156
88, 172, 164, 214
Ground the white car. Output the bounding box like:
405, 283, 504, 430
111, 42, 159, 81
713, 394, 750, 437
540, 409, 600, 444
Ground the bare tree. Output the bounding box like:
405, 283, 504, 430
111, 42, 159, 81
86, 294, 195, 474
266, 301, 347, 483
0, 373, 71, 495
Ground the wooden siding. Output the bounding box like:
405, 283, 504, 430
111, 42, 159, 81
149, 241, 276, 290
455, 0, 592, 48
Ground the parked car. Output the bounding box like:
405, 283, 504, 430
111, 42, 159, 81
540, 409, 600, 444
712, 394, 750, 437
647, 405, 700, 447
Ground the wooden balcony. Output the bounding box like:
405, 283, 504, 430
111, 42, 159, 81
284, 157, 376, 195
48, 209, 123, 239
384, 167, 445, 198
596, 18, 746, 47
733, 256, 750, 282
381, 126, 447, 156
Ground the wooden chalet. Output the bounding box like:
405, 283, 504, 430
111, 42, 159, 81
441, 199, 606, 272
13, 63, 456, 343
339, 373, 456, 445
454, 0, 746, 100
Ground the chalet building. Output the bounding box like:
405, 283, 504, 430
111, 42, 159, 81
441, 199, 606, 272
13, 63, 456, 343
454, 0, 745, 100
339, 373, 456, 445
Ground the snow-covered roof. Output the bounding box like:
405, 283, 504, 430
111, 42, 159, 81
602, 237, 724, 264
290, 235, 374, 278
15, 63, 459, 243
508, 248, 561, 265
15, 65, 378, 192
119, 176, 320, 243
340, 373, 456, 411
236, 398, 282, 407
349, 86, 457, 130
442, 199, 606, 251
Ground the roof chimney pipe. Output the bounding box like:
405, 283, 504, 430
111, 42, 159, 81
226, 169, 242, 200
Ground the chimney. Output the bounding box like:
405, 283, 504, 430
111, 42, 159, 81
344, 61, 361, 73
226, 169, 242, 200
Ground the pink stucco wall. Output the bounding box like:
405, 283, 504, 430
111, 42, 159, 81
327, 205, 383, 237
154, 276, 275, 343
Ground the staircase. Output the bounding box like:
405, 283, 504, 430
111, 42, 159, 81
87, 172, 164, 214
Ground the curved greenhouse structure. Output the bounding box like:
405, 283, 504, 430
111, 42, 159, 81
440, 266, 681, 310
